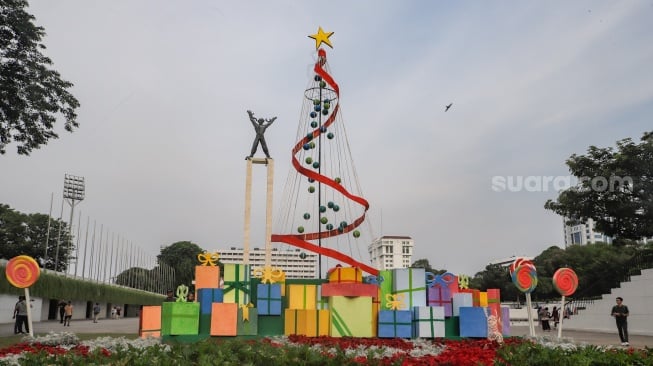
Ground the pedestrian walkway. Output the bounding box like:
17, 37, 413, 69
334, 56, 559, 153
2, 319, 652, 349
1, 317, 138, 338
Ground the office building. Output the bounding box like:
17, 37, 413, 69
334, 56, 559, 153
368, 235, 414, 270
215, 247, 318, 279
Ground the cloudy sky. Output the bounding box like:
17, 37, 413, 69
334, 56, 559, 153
2, 1, 652, 276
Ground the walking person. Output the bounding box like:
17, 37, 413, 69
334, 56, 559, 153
111, 306, 117, 319
58, 299, 66, 324
611, 297, 629, 346
552, 306, 560, 329
12, 296, 28, 334
93, 302, 101, 323
63, 301, 73, 326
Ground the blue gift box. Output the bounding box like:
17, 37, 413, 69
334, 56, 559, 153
257, 283, 282, 315
198, 288, 224, 315
378, 310, 412, 338
459, 306, 488, 338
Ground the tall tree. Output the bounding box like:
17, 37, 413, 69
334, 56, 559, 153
157, 241, 205, 288
545, 131, 653, 244
0, 203, 73, 271
411, 258, 446, 275
0, 0, 80, 155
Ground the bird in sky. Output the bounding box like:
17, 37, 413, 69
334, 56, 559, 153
445, 103, 453, 112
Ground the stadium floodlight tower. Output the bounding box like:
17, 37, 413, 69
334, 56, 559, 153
62, 174, 85, 274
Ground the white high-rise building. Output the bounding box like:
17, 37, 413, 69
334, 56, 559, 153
368, 235, 414, 270
563, 218, 613, 247
215, 247, 318, 279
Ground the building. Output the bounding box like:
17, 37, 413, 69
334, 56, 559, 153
368, 235, 414, 270
563, 218, 613, 247
215, 247, 318, 279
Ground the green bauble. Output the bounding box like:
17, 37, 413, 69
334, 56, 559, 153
327, 132, 334, 139
326, 223, 334, 230
319, 81, 326, 88
312, 161, 320, 169
333, 205, 340, 212
309, 142, 316, 149
308, 186, 315, 193
334, 177, 341, 184
339, 221, 348, 228
311, 121, 318, 128
305, 156, 313, 164
319, 205, 326, 213
323, 102, 330, 109
313, 99, 320, 105
297, 226, 305, 233
303, 213, 311, 220
327, 201, 334, 208
320, 217, 328, 224
353, 230, 361, 238
299, 252, 307, 259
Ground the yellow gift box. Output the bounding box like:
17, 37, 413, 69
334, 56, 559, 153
479, 292, 488, 307
327, 266, 363, 284
288, 284, 317, 310
285, 309, 330, 337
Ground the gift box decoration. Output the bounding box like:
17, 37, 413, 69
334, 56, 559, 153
223, 263, 251, 304
320, 282, 378, 297
198, 288, 224, 315
210, 302, 238, 336
257, 283, 282, 315
459, 306, 488, 338
195, 265, 221, 290
459, 289, 480, 307
161, 302, 199, 336
412, 306, 445, 338
427, 285, 452, 317
285, 309, 330, 337
479, 292, 488, 307
139, 305, 161, 338
379, 270, 395, 309
288, 284, 317, 310
329, 296, 374, 337
444, 316, 460, 338
452, 292, 473, 317
237, 304, 258, 335
500, 306, 511, 336
327, 265, 363, 283
486, 289, 501, 318
392, 268, 427, 308
258, 315, 284, 336
316, 285, 328, 310
378, 310, 412, 338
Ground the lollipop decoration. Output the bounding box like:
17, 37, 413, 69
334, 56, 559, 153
5, 255, 41, 337
553, 267, 579, 338
510, 258, 538, 336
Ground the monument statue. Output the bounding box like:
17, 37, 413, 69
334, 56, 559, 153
246, 110, 276, 159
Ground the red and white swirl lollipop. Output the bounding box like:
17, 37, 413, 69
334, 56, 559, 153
553, 268, 578, 296
5, 255, 41, 288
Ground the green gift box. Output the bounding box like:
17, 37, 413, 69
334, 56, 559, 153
223, 263, 251, 304
329, 296, 373, 337
379, 270, 395, 309
161, 302, 200, 336
237, 306, 258, 335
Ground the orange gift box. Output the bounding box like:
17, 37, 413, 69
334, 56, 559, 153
139, 306, 161, 338
210, 303, 237, 336
195, 266, 221, 290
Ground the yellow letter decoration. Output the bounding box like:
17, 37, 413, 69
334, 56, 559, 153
253, 266, 284, 284
385, 293, 406, 310
458, 274, 470, 290
197, 252, 220, 266
176, 285, 189, 302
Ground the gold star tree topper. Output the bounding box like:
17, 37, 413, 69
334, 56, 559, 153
308, 26, 334, 50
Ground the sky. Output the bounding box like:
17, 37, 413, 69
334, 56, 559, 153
2, 1, 653, 276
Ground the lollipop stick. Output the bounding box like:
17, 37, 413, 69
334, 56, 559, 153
526, 293, 534, 337
557, 295, 565, 338
25, 288, 34, 337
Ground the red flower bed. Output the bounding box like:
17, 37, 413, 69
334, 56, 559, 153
0, 343, 109, 358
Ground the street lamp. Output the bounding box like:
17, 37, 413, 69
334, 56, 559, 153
55, 174, 85, 273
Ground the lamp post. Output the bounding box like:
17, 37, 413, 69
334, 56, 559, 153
62, 174, 85, 274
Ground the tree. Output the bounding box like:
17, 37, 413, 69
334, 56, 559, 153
545, 131, 653, 244
0, 0, 80, 155
0, 203, 73, 271
157, 241, 205, 288
411, 258, 446, 275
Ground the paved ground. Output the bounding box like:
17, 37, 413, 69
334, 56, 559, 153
2, 319, 652, 349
